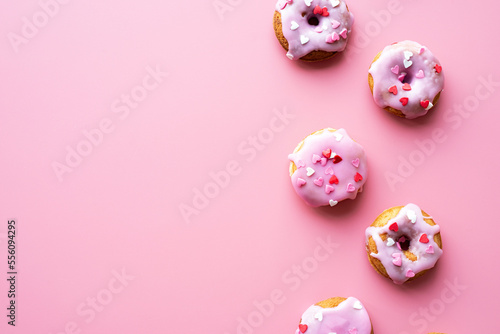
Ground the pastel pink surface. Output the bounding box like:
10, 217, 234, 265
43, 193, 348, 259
0, 1, 499, 334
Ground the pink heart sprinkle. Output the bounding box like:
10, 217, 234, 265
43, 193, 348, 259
314, 26, 323, 33
419, 47, 425, 55
324, 166, 334, 175
297, 178, 306, 187
392, 253, 402, 266
396, 242, 402, 250
320, 158, 327, 166
297, 160, 305, 168
339, 28, 347, 39
325, 185, 334, 194
312, 154, 321, 164
391, 65, 399, 74
331, 19, 340, 29
351, 158, 360, 168
406, 269, 415, 278
398, 236, 406, 243
346, 183, 355, 192
426, 245, 434, 254
326, 32, 339, 44
314, 177, 324, 187
416, 70, 424, 78
398, 73, 406, 82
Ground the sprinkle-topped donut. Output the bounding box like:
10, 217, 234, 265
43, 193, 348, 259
365, 203, 443, 284
368, 41, 444, 119
295, 297, 373, 334
288, 128, 367, 207
273, 0, 354, 61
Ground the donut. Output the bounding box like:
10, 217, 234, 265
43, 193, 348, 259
295, 297, 373, 334
365, 203, 443, 284
368, 41, 444, 119
288, 128, 367, 207
273, 0, 354, 61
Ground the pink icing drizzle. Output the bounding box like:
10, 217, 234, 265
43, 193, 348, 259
294, 297, 372, 334
276, 0, 354, 60
368, 41, 444, 119
288, 128, 367, 207
365, 203, 443, 284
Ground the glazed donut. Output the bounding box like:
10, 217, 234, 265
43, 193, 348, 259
288, 128, 367, 207
273, 0, 354, 61
368, 40, 444, 119
365, 203, 443, 284
295, 297, 373, 334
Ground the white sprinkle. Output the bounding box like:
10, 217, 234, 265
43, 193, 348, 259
386, 238, 395, 246
290, 21, 299, 30
329, 200, 338, 207
306, 167, 315, 176
300, 35, 309, 45
406, 210, 417, 223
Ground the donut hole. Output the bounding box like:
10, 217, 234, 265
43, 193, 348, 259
397, 235, 411, 251
307, 15, 320, 26
402, 72, 413, 84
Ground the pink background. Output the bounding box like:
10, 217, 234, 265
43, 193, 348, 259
1, 0, 499, 333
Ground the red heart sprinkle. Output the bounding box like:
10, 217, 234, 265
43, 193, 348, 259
313, 5, 322, 14
332, 155, 342, 164
299, 324, 308, 333
388, 85, 398, 95
419, 234, 429, 243
420, 100, 430, 108
322, 7, 329, 16
389, 223, 399, 232
329, 175, 339, 185
399, 97, 408, 106
322, 148, 332, 158
435, 64, 442, 73
354, 172, 363, 182
402, 83, 411, 91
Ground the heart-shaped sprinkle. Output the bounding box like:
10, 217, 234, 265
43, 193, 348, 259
404, 51, 413, 60
314, 5, 329, 17
402, 83, 411, 91
388, 85, 398, 95
330, 0, 340, 7
324, 166, 334, 175
329, 199, 338, 207
399, 97, 409, 106
300, 35, 310, 45
312, 154, 321, 163
391, 65, 399, 74
286, 53, 294, 60
420, 100, 429, 108
332, 155, 342, 164
419, 47, 425, 54
354, 172, 363, 182
392, 253, 402, 266
425, 245, 434, 254
349, 329, 358, 334
389, 222, 399, 232
290, 21, 299, 30
299, 324, 308, 333
351, 158, 360, 168
306, 167, 315, 176
322, 149, 332, 158
406, 269, 415, 278
339, 28, 347, 39
333, 132, 343, 141
346, 183, 355, 192
406, 210, 417, 223
403, 59, 413, 68
425, 101, 433, 111
296, 160, 305, 168
314, 311, 323, 321
320, 157, 327, 166
330, 19, 340, 29
353, 301, 363, 310
279, 0, 293, 9
297, 178, 306, 187
416, 70, 424, 78
329, 175, 339, 185
419, 234, 429, 243
325, 185, 334, 194
435, 64, 442, 73
396, 242, 402, 250
314, 26, 324, 33
314, 177, 324, 187
326, 33, 339, 44
304, 0, 312, 6
398, 73, 406, 82
386, 238, 395, 246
